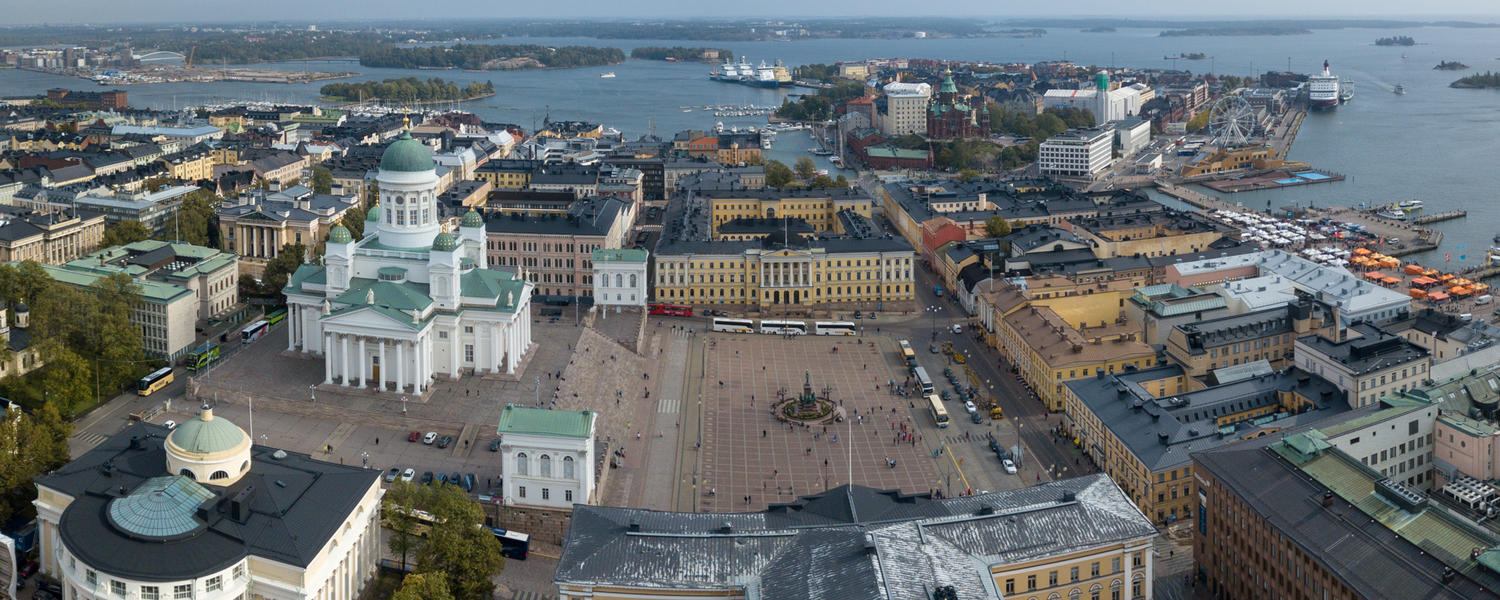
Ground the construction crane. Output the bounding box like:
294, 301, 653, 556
185, 46, 196, 69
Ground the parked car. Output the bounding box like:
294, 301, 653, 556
422, 432, 437, 444
951, 324, 963, 334
963, 400, 977, 414
930, 343, 940, 354
408, 431, 421, 442
987, 439, 1001, 453
19, 560, 38, 580
450, 471, 462, 485
437, 435, 454, 449
420, 471, 434, 485
867, 313, 876, 321
436, 473, 448, 484
384, 468, 400, 483
163, 420, 177, 430
1002, 459, 1018, 474
463, 473, 477, 491
970, 412, 984, 424
853, 311, 863, 319
400, 468, 415, 482
488, 439, 501, 452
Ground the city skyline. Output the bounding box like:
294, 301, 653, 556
7, 1, 1500, 26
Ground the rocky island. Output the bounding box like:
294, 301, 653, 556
1450, 71, 1500, 88
1434, 60, 1471, 71
1375, 36, 1416, 46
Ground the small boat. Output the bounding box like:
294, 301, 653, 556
1377, 210, 1407, 221
1398, 199, 1422, 209
599, 72, 616, 78
1393, 83, 1406, 95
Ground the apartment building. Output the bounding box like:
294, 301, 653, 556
704, 188, 873, 237
1165, 298, 1336, 379
1039, 127, 1112, 179
1294, 322, 1432, 409
217, 186, 360, 277
484, 197, 631, 299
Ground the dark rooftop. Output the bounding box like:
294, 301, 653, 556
1297, 322, 1430, 374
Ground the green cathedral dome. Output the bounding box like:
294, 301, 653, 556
379, 132, 435, 173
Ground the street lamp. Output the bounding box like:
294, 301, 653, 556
927, 305, 941, 341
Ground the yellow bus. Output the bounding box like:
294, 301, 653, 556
137, 367, 174, 396
899, 340, 916, 367
927, 394, 949, 428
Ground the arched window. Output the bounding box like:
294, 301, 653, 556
241, 460, 250, 474
179, 469, 195, 480
210, 470, 230, 480
629, 274, 637, 288
563, 456, 575, 479
540, 455, 552, 478
515, 452, 529, 476
616, 274, 623, 288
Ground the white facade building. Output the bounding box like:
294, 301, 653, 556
34, 407, 383, 600
591, 248, 648, 311
1038, 127, 1113, 179
1113, 118, 1152, 158
879, 82, 932, 136
282, 131, 534, 392
497, 405, 598, 510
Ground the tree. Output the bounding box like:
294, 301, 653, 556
259, 243, 307, 292
958, 169, 980, 181
164, 190, 219, 247
983, 215, 1012, 238
765, 160, 794, 188
39, 349, 94, 418
310, 166, 334, 194
809, 175, 836, 188
392, 573, 454, 600
1186, 110, 1211, 132
0, 403, 71, 524
384, 481, 427, 573
102, 220, 152, 247
142, 178, 170, 193
338, 206, 368, 241
414, 483, 505, 599
794, 157, 818, 180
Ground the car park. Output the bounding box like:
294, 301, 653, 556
450, 471, 462, 485
422, 432, 437, 444
1002, 459, 1017, 474
436, 473, 448, 484
385, 468, 400, 483
407, 431, 420, 442
463, 473, 477, 491
421, 471, 434, 485
400, 468, 415, 482
437, 435, 453, 448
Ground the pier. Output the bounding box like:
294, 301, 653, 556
1199, 168, 1345, 193
1411, 210, 1467, 225
1154, 181, 1238, 212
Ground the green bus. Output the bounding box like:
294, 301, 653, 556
265, 308, 288, 326
187, 343, 220, 371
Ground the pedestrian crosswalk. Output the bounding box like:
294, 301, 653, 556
657, 397, 680, 414
72, 431, 108, 448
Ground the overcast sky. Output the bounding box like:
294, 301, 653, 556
9, 1, 1498, 25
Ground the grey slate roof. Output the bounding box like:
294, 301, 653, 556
556, 476, 1155, 598
1297, 322, 1430, 374
37, 422, 377, 581
1194, 438, 1500, 599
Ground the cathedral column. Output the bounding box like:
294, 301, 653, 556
492, 325, 504, 372
357, 337, 367, 387
414, 338, 424, 394
324, 332, 333, 384
378, 340, 387, 392
450, 328, 459, 377
340, 334, 350, 386
397, 341, 406, 393
287, 305, 298, 352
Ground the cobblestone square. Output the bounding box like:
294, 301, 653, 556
698, 334, 941, 512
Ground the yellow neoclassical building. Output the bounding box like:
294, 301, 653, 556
703, 188, 873, 237
555, 477, 1158, 600
652, 233, 916, 313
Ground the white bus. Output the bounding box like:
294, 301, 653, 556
710, 317, 756, 333
913, 366, 934, 395
240, 319, 270, 343
760, 320, 807, 335
813, 321, 856, 336
927, 394, 949, 428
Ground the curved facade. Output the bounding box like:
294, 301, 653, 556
34, 420, 383, 600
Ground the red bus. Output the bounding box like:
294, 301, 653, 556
648, 303, 693, 317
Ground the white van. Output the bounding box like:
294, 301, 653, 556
1477, 295, 1493, 306
1460, 313, 1474, 322
951, 324, 963, 334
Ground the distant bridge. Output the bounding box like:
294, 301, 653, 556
134, 50, 186, 63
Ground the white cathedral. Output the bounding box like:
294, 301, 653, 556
283, 130, 534, 393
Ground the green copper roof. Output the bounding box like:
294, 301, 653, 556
432, 231, 458, 252
335, 278, 433, 311
108, 476, 215, 539
379, 132, 435, 173
366, 204, 381, 222
939, 72, 958, 94
497, 404, 595, 438
329, 225, 352, 244
168, 408, 246, 455
461, 209, 484, 228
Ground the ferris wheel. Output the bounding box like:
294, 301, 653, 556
1207, 95, 1257, 147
